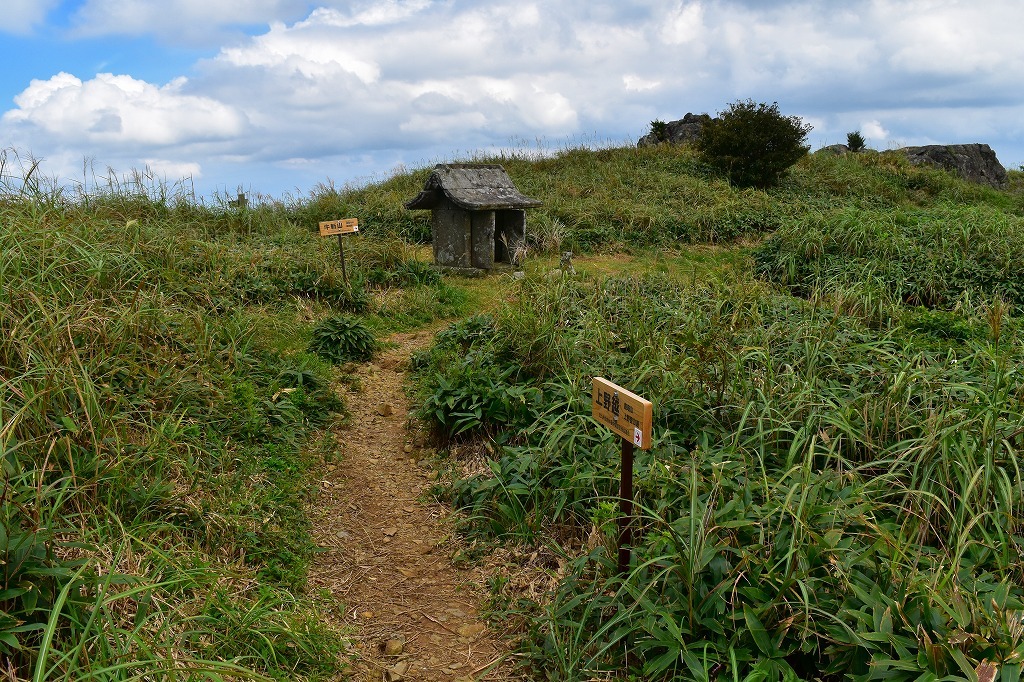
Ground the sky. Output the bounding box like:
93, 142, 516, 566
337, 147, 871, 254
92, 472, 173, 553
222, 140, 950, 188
1, 0, 1022, 201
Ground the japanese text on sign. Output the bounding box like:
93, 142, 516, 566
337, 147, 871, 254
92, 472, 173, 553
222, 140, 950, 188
319, 218, 359, 236
591, 377, 653, 449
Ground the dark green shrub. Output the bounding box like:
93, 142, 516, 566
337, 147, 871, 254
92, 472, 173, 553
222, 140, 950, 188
696, 100, 812, 188
412, 315, 539, 439
417, 356, 542, 439
649, 119, 669, 142
847, 130, 867, 152
307, 315, 377, 363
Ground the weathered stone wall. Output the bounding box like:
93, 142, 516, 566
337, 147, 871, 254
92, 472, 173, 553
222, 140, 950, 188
470, 211, 495, 270
432, 199, 471, 268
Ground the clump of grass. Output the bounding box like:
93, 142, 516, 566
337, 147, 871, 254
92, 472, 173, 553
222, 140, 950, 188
308, 314, 378, 363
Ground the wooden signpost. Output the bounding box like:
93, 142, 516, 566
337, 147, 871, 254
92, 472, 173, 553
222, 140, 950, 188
592, 377, 653, 576
319, 218, 359, 286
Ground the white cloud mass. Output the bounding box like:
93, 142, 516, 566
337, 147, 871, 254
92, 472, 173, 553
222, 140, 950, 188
0, 0, 61, 34
4, 72, 246, 146
3, 0, 1024, 196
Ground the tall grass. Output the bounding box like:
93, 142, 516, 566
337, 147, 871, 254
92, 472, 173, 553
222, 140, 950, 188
414, 267, 1024, 680
754, 203, 1024, 310
5, 134, 1022, 678
0, 150, 472, 678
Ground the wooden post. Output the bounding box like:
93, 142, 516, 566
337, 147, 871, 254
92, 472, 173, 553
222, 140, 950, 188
337, 233, 349, 287
617, 437, 635, 576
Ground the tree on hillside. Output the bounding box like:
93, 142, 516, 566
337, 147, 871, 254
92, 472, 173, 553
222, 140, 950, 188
697, 100, 812, 188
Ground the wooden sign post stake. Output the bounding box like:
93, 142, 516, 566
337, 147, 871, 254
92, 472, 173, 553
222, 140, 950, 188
592, 377, 653, 576
318, 218, 360, 287
617, 436, 635, 576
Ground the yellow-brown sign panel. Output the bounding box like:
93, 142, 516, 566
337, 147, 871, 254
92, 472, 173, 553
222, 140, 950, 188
319, 218, 359, 236
592, 377, 653, 449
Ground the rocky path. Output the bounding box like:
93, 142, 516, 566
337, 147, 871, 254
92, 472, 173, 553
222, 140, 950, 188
307, 330, 517, 681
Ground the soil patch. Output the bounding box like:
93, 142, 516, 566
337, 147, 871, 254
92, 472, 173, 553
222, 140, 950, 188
308, 330, 520, 681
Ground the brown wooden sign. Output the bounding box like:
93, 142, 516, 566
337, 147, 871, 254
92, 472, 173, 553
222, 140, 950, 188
592, 377, 654, 577
592, 377, 653, 450
319, 218, 359, 236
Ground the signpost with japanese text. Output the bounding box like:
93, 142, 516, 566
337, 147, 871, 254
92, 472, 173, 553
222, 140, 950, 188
592, 377, 653, 575
319, 218, 359, 286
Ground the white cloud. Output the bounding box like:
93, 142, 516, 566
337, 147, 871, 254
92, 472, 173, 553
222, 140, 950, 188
862, 120, 889, 141
302, 1, 434, 28
0, 0, 60, 34
202, 2, 582, 154
5, 0, 1024, 196
3, 72, 247, 147
873, 0, 1023, 77
144, 158, 204, 180
623, 75, 661, 92
68, 0, 437, 42
219, 20, 382, 83
661, 1, 704, 45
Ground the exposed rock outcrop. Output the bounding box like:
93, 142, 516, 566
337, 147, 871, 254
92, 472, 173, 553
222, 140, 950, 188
815, 144, 852, 156
637, 113, 711, 147
899, 143, 1007, 188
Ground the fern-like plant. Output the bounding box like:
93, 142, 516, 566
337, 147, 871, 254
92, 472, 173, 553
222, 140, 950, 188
308, 315, 377, 363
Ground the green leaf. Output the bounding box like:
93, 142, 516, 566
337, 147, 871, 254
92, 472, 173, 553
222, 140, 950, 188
743, 605, 774, 657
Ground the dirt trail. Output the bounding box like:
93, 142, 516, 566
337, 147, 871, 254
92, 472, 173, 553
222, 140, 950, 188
308, 330, 518, 681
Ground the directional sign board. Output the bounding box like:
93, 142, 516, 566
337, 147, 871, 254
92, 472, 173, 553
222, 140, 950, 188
319, 218, 359, 237
592, 377, 653, 450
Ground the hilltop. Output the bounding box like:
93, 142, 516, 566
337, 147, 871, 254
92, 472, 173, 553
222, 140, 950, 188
3, 144, 1024, 681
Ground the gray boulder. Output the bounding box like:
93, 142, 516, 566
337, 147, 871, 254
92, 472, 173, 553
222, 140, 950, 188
815, 144, 852, 156
638, 113, 712, 147
899, 143, 1007, 188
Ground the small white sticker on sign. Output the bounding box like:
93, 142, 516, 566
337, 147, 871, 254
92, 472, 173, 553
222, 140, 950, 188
633, 427, 643, 448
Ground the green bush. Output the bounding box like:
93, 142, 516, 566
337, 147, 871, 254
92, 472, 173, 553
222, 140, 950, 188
308, 314, 377, 363
413, 314, 541, 439
696, 100, 812, 189
847, 130, 867, 152
649, 119, 669, 142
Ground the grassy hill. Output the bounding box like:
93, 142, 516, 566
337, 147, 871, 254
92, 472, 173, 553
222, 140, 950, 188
3, 143, 1024, 680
